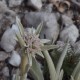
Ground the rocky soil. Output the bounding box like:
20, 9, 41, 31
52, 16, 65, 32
0, 0, 80, 80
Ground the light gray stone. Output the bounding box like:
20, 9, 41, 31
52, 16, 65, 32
23, 12, 59, 43
0, 28, 17, 52
62, 15, 73, 27
9, 0, 22, 7
9, 51, 21, 67
2, 67, 9, 77
0, 24, 19, 52
0, 1, 16, 37
60, 15, 79, 44
41, 4, 53, 12
0, 51, 9, 61
27, 0, 42, 10
60, 25, 79, 44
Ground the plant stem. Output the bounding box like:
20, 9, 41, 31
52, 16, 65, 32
20, 52, 28, 80
43, 50, 57, 80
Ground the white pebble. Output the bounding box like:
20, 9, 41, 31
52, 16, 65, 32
60, 25, 79, 44
0, 24, 20, 52
27, 0, 42, 10
0, 28, 17, 52
9, 51, 21, 67
9, 0, 22, 7
2, 67, 9, 77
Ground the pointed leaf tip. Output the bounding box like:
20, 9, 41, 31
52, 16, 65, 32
35, 22, 43, 35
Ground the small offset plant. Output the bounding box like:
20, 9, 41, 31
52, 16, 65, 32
13, 16, 80, 80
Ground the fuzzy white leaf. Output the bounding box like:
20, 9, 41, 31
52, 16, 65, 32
30, 57, 44, 80
56, 40, 69, 76
36, 51, 44, 58
16, 32, 26, 47
16, 16, 24, 36
41, 45, 58, 51
40, 39, 51, 43
59, 69, 64, 80
35, 22, 43, 35
72, 61, 80, 79
43, 50, 57, 80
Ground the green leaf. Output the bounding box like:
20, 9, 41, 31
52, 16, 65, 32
27, 53, 32, 67
42, 50, 57, 80
72, 61, 80, 79
35, 22, 43, 35
40, 39, 51, 44
30, 57, 44, 80
56, 40, 69, 76
59, 69, 64, 80
76, 73, 80, 80
41, 45, 58, 51
16, 32, 26, 47
36, 51, 44, 58
16, 16, 24, 36
15, 69, 20, 80
24, 51, 32, 74
71, 76, 74, 80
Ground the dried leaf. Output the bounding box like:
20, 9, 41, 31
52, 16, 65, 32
40, 39, 51, 44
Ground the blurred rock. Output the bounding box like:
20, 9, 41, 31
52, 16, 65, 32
2, 67, 9, 77
9, 51, 21, 67
60, 24, 79, 44
0, 51, 9, 61
9, 0, 22, 7
60, 15, 79, 44
23, 12, 59, 43
41, 0, 47, 2
62, 15, 73, 27
27, 0, 42, 10
41, 3, 53, 12
0, 27, 17, 52
0, 1, 16, 37
0, 61, 5, 71
73, 41, 80, 54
